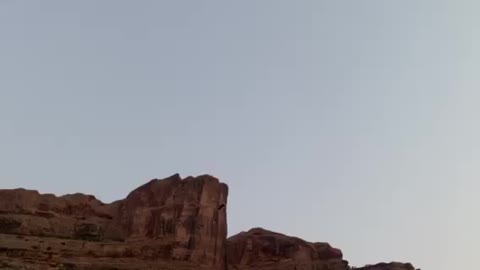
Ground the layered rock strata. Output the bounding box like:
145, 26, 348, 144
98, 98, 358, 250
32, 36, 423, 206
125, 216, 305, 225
0, 174, 418, 270
0, 174, 228, 270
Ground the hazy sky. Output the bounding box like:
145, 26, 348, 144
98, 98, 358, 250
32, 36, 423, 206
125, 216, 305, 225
1, 1, 479, 269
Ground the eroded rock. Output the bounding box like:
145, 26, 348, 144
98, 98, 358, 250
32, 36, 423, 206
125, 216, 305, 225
0, 174, 228, 270
227, 227, 348, 270
0, 174, 418, 270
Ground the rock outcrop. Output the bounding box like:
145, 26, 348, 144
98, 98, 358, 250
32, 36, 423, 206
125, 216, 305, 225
0, 174, 228, 270
227, 228, 348, 270
0, 174, 418, 270
355, 262, 417, 270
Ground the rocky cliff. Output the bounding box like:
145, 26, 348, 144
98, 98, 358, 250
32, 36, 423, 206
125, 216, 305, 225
227, 228, 348, 270
0, 174, 228, 270
0, 174, 418, 270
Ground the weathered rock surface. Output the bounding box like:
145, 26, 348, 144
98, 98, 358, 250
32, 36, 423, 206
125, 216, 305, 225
355, 262, 417, 270
226, 228, 348, 270
0, 174, 418, 270
0, 174, 228, 270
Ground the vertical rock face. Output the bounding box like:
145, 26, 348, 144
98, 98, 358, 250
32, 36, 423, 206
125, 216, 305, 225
116, 174, 229, 267
0, 174, 228, 270
227, 228, 348, 270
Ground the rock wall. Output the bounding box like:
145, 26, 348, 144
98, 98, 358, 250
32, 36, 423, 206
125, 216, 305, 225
227, 228, 348, 270
0, 174, 228, 270
0, 174, 418, 270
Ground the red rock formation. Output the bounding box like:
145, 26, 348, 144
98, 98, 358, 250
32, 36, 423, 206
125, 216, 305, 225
355, 262, 417, 270
0, 174, 228, 270
227, 228, 348, 270
0, 174, 419, 270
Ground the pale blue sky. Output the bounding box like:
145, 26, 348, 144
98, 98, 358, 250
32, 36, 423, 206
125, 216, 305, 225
1, 1, 478, 269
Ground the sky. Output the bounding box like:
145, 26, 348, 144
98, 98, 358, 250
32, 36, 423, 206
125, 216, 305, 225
0, 1, 479, 269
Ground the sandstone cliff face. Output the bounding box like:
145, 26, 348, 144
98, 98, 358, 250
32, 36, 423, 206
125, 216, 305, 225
0, 174, 418, 270
227, 228, 348, 270
0, 174, 228, 270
